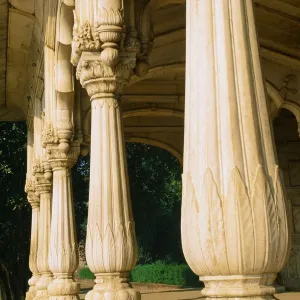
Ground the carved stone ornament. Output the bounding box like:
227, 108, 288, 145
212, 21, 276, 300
71, 12, 101, 66
96, 7, 124, 67
42, 123, 59, 147
76, 52, 136, 99
46, 142, 80, 170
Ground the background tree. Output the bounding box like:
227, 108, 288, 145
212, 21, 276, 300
0, 122, 30, 299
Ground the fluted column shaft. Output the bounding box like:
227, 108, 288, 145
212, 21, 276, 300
72, 0, 141, 297
26, 185, 41, 300
47, 148, 80, 300
34, 166, 53, 300
84, 93, 139, 300
182, 1, 291, 299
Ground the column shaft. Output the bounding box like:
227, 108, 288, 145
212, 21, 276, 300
48, 157, 80, 299
26, 187, 41, 300
182, 1, 290, 299
35, 170, 53, 300
85, 95, 139, 300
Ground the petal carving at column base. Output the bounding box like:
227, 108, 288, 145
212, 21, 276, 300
26, 273, 41, 300
35, 273, 53, 300
48, 278, 80, 300
86, 272, 141, 300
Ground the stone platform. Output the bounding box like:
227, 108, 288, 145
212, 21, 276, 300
79, 289, 300, 300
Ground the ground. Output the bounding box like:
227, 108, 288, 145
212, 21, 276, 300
78, 281, 300, 300
79, 290, 300, 299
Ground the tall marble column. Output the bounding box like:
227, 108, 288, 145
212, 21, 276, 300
182, 1, 291, 299
72, 1, 140, 299
25, 180, 41, 300
45, 142, 80, 300
34, 161, 53, 300
76, 54, 139, 300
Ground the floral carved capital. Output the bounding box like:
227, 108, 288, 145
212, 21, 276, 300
76, 52, 136, 99
46, 143, 80, 170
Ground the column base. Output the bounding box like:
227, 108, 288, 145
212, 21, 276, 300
86, 272, 141, 300
26, 288, 38, 300
47, 277, 80, 300
34, 273, 53, 299
26, 274, 41, 300
200, 274, 277, 299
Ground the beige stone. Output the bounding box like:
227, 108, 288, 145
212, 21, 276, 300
1, 0, 300, 298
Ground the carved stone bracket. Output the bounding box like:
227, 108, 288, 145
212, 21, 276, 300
71, 15, 102, 66
42, 123, 59, 148
25, 179, 40, 208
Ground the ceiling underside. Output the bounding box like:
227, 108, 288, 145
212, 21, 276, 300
1, 0, 300, 121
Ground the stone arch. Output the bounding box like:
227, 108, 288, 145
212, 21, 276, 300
125, 137, 183, 165
266, 81, 300, 125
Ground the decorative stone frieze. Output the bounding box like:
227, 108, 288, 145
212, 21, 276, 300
25, 179, 41, 300
182, 1, 291, 299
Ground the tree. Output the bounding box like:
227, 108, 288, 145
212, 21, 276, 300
126, 143, 183, 263
0, 122, 30, 299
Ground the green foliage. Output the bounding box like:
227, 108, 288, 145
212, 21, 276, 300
72, 155, 89, 243
77, 267, 95, 280
78, 262, 203, 287
0, 122, 30, 299
130, 261, 203, 287
126, 143, 183, 263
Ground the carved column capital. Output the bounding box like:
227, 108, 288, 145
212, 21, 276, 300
76, 52, 136, 99
25, 179, 40, 208
46, 143, 80, 170
34, 173, 52, 195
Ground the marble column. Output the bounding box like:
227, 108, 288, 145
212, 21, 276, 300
76, 53, 140, 300
25, 181, 41, 300
182, 1, 291, 299
47, 145, 80, 300
34, 161, 53, 300
72, 0, 140, 298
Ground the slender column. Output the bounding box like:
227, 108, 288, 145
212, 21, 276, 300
34, 161, 53, 300
25, 181, 41, 300
76, 53, 140, 300
182, 1, 291, 299
46, 145, 80, 300
73, 0, 140, 298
